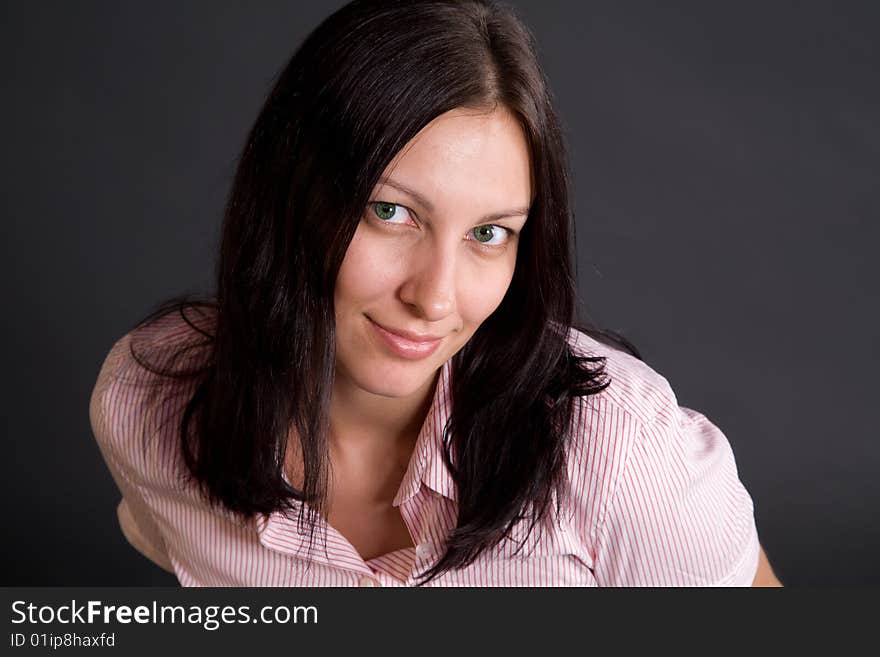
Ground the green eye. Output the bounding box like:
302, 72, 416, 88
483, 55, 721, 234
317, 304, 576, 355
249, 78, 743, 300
373, 202, 397, 220
472, 225, 495, 243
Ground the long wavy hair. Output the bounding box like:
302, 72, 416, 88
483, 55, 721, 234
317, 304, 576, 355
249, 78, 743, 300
127, 0, 641, 585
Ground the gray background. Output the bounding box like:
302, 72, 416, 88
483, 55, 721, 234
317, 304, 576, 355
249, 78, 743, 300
3, 1, 877, 585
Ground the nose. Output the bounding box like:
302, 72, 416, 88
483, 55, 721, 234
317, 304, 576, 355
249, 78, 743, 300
398, 241, 457, 322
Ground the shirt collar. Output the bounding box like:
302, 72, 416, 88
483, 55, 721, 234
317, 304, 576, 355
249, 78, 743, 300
392, 356, 456, 506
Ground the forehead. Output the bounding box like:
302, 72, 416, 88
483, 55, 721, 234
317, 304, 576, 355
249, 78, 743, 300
380, 107, 534, 211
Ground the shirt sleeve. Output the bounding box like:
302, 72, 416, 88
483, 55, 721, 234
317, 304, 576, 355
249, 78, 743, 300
593, 404, 760, 586
89, 336, 175, 574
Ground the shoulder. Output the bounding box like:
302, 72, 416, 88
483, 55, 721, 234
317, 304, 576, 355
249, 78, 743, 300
563, 325, 741, 473
89, 308, 212, 469
565, 325, 679, 427
562, 325, 737, 498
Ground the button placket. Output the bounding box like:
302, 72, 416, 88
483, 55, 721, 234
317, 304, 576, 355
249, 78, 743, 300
358, 575, 381, 587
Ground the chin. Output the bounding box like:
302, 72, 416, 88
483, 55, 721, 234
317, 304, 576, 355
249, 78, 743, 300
353, 368, 430, 398
335, 321, 447, 398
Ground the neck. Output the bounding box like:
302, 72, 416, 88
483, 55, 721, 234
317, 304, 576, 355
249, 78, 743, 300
328, 368, 440, 457
283, 369, 441, 497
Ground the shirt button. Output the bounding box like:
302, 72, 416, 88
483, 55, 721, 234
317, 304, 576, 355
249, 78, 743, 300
359, 576, 380, 587
415, 543, 432, 559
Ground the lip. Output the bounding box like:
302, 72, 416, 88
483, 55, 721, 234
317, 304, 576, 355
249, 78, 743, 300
367, 317, 443, 360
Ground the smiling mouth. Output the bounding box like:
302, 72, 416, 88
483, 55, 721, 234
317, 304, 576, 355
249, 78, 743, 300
366, 316, 443, 360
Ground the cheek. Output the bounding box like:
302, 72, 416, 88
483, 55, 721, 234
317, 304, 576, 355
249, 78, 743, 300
457, 259, 516, 327
335, 225, 405, 309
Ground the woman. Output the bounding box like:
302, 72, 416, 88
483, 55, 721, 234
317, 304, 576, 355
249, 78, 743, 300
90, 0, 781, 586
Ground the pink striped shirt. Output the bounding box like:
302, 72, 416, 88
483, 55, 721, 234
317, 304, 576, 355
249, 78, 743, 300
89, 314, 760, 586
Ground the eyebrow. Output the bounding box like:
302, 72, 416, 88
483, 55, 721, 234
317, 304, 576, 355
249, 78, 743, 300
377, 176, 530, 223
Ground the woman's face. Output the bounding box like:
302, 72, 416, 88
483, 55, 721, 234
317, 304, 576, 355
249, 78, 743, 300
334, 106, 533, 401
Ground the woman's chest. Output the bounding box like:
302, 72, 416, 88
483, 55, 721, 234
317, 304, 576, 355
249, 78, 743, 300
325, 496, 415, 562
